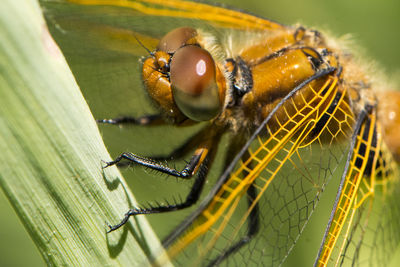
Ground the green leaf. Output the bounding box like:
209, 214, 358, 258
0, 0, 167, 266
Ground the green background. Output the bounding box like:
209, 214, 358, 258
1, 0, 399, 266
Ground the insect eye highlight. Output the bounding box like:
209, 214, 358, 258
170, 45, 222, 121
157, 27, 197, 53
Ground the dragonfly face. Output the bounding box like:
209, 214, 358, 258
40, 0, 400, 266
143, 27, 225, 122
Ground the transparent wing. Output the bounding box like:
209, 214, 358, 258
315, 111, 400, 267
340, 144, 400, 267
158, 74, 357, 266
52, 0, 285, 31
39, 0, 289, 119
40, 0, 286, 62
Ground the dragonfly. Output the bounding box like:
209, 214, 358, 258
39, 0, 400, 266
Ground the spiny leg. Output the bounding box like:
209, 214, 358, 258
106, 129, 221, 232
102, 122, 219, 176
108, 128, 210, 170
103, 151, 204, 178
98, 114, 207, 165
106, 155, 212, 233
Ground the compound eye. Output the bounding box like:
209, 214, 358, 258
170, 45, 222, 121
157, 27, 197, 53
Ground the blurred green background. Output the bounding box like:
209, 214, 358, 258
1, 0, 399, 266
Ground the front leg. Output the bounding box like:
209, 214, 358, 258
105, 128, 221, 233
106, 155, 211, 233
103, 148, 206, 179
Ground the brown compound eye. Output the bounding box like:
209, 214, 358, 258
157, 27, 197, 53
170, 45, 222, 121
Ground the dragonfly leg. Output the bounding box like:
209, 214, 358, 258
103, 149, 204, 178
109, 129, 205, 168
106, 128, 220, 233
106, 156, 210, 233
207, 184, 260, 266
97, 114, 164, 126
103, 123, 218, 176
98, 115, 209, 165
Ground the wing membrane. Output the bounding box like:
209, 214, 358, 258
315, 112, 400, 267
65, 0, 285, 30
40, 0, 286, 61
160, 75, 357, 266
